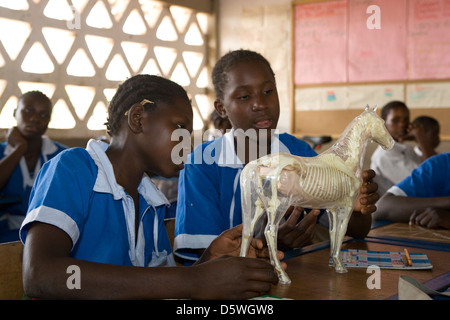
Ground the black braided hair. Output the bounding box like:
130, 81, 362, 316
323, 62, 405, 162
212, 49, 275, 100
105, 74, 190, 136
19, 91, 52, 108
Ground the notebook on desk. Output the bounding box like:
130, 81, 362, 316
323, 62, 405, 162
329, 249, 433, 270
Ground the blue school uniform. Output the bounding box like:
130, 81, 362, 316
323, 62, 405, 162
0, 136, 66, 242
20, 139, 174, 267
387, 152, 450, 198
174, 130, 317, 261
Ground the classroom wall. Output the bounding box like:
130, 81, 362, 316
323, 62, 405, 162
217, 0, 293, 133
217, 0, 450, 158
291, 0, 450, 141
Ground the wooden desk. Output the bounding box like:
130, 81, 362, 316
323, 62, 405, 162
368, 222, 450, 245
0, 241, 23, 299
270, 239, 450, 300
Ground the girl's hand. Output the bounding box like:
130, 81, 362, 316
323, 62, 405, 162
192, 255, 279, 300
202, 224, 286, 268
354, 169, 379, 214
277, 206, 320, 249
6, 126, 28, 150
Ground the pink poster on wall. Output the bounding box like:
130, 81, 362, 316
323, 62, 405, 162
294, 1, 347, 85
407, 0, 450, 79
348, 0, 407, 82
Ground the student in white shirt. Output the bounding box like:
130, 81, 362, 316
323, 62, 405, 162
370, 101, 436, 195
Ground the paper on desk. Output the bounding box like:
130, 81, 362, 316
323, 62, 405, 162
329, 249, 433, 270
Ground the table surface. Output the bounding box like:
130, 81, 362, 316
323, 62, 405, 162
269, 224, 450, 300
368, 222, 450, 244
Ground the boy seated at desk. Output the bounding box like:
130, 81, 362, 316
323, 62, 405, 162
0, 91, 66, 242
373, 152, 450, 229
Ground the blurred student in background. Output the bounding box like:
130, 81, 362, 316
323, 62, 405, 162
0, 91, 66, 242
370, 101, 438, 195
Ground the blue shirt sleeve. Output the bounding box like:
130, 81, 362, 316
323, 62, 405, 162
174, 146, 229, 258
20, 148, 96, 245
396, 153, 450, 198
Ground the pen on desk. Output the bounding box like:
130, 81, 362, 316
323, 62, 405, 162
404, 248, 412, 266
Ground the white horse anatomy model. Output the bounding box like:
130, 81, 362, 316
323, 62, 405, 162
239, 106, 394, 284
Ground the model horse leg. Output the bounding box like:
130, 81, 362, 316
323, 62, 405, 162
240, 198, 265, 257
264, 176, 291, 284
328, 206, 352, 273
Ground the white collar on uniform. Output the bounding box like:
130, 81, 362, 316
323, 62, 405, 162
85, 139, 169, 207
41, 135, 58, 156
86, 139, 171, 267
213, 129, 290, 168
205, 129, 290, 228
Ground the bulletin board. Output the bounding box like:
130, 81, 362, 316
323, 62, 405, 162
291, 0, 450, 139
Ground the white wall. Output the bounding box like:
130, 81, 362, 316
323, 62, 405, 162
217, 0, 293, 133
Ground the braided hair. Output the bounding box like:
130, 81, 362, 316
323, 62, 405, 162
212, 49, 275, 100
105, 74, 190, 136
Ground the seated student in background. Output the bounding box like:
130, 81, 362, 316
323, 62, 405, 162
409, 115, 440, 160
174, 49, 379, 263
373, 152, 450, 229
370, 101, 436, 195
0, 91, 66, 242
19, 75, 281, 300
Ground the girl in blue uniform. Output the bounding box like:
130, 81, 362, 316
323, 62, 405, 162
0, 91, 66, 242
20, 75, 280, 299
175, 50, 379, 262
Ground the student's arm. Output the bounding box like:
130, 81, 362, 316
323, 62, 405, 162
23, 222, 279, 300
373, 193, 450, 223
409, 207, 450, 229
0, 127, 27, 189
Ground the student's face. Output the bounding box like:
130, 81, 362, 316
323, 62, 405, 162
141, 97, 193, 178
216, 61, 280, 133
14, 95, 52, 139
384, 107, 409, 141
